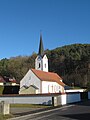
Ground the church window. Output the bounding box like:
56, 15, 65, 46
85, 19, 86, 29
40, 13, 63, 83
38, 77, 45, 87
48, 85, 49, 93
45, 63, 46, 68
39, 63, 40, 68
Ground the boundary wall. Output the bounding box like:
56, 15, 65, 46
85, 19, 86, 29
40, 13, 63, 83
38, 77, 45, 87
0, 92, 90, 106
0, 92, 82, 106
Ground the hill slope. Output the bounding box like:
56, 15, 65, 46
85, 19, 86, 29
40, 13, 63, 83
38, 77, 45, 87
47, 44, 90, 88
0, 44, 90, 88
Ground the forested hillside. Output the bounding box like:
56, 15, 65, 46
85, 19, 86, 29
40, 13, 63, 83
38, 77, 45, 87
47, 44, 90, 88
0, 44, 90, 88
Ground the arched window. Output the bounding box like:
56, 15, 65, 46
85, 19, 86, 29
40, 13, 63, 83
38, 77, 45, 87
45, 63, 46, 68
39, 63, 40, 68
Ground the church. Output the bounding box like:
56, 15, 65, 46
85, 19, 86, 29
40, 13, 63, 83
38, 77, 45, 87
19, 35, 65, 94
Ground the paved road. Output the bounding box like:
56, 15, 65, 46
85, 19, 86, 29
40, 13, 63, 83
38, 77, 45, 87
9, 100, 90, 120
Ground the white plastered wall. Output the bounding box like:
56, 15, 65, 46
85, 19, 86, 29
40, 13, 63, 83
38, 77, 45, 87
42, 81, 63, 93
0, 83, 4, 86
42, 55, 48, 72
35, 56, 42, 71
19, 70, 41, 93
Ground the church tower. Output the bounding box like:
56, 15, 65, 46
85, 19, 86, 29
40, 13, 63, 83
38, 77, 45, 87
35, 34, 48, 72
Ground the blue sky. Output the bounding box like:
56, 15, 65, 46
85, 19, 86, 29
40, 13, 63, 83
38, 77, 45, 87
0, 0, 90, 59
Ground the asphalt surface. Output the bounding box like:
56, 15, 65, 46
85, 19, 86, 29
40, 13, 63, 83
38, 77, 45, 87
8, 100, 90, 120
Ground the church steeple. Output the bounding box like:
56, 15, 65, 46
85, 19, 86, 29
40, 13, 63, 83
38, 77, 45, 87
35, 34, 48, 72
38, 34, 44, 56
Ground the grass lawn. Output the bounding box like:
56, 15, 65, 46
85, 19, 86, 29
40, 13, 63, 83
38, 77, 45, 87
10, 104, 51, 108
0, 114, 14, 120
71, 86, 82, 89
0, 86, 4, 94
0, 104, 51, 119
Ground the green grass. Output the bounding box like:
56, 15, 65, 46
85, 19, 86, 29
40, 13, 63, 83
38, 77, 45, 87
71, 86, 82, 89
10, 104, 51, 108
0, 104, 50, 119
0, 114, 14, 120
0, 86, 4, 94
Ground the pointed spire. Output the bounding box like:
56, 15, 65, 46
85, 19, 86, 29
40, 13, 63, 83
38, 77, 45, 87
38, 33, 44, 56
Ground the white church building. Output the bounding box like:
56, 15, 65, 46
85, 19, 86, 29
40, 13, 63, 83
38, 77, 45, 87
19, 35, 65, 94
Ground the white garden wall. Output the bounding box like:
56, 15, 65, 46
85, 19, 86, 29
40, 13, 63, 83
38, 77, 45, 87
0, 95, 52, 105
57, 92, 81, 105
0, 92, 82, 106
66, 93, 81, 103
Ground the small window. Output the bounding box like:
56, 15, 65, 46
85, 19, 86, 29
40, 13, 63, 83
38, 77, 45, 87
39, 63, 40, 68
45, 64, 46, 68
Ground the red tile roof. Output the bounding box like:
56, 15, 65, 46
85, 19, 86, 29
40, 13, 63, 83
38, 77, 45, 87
31, 69, 65, 86
0, 76, 16, 83
9, 78, 16, 83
